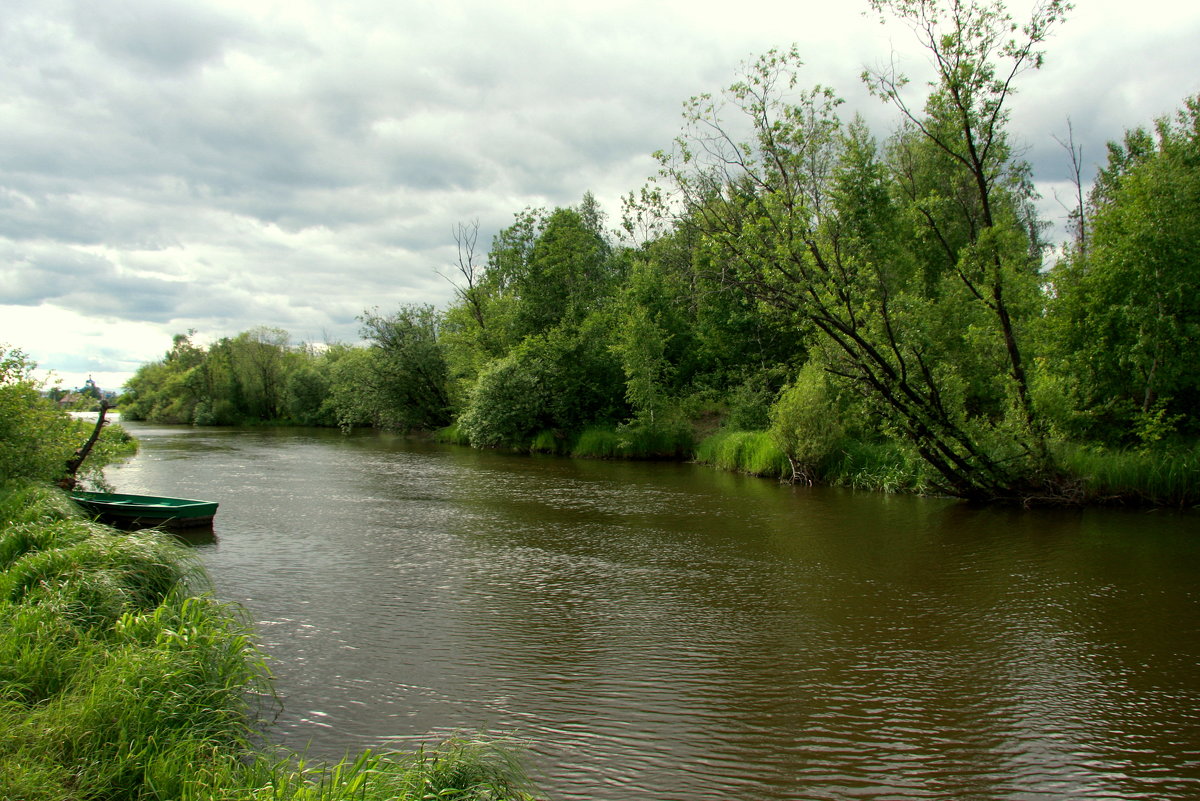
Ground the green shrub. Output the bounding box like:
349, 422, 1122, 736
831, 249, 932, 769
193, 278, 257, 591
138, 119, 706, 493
769, 362, 844, 483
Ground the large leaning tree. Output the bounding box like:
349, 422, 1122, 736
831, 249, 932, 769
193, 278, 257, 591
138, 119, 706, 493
650, 0, 1071, 503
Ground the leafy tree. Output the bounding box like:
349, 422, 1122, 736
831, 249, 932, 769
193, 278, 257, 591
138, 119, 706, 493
324, 347, 387, 431
283, 359, 335, 427
511, 207, 615, 337
356, 305, 454, 432
610, 293, 672, 428
1046, 96, 1200, 443
864, 0, 1066, 444
651, 0, 1068, 502
227, 327, 291, 421
124, 329, 335, 427
0, 345, 133, 486
458, 323, 625, 448
456, 349, 548, 448
121, 333, 208, 423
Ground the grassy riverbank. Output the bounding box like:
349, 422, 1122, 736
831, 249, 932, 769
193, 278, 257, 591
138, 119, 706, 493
691, 429, 1200, 508
0, 481, 538, 801
436, 418, 1199, 508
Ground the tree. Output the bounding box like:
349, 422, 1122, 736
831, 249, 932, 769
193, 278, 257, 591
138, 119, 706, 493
610, 299, 672, 427
1, 345, 133, 486
511, 206, 614, 337
457, 322, 625, 448
769, 361, 844, 484
357, 305, 453, 432
864, 0, 1068, 446
121, 333, 208, 423
283, 359, 335, 427
442, 219, 489, 331
1046, 96, 1200, 443
228, 327, 291, 421
651, 0, 1068, 502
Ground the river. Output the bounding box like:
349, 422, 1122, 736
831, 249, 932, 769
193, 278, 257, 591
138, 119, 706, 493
105, 422, 1200, 800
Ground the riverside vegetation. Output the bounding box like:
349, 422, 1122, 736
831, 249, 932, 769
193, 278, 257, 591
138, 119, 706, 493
108, 0, 1199, 508
0, 348, 538, 800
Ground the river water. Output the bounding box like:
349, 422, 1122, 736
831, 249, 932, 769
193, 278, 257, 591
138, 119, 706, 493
106, 422, 1200, 800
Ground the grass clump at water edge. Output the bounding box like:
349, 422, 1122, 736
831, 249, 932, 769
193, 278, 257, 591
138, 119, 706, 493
1055, 441, 1200, 508
693, 430, 931, 494
694, 429, 789, 479
572, 423, 693, 460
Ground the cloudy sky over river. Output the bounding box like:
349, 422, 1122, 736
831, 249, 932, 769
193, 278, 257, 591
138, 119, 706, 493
2, 0, 1198, 389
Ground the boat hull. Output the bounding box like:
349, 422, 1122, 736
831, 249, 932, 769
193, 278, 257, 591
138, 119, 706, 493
70, 491, 219, 529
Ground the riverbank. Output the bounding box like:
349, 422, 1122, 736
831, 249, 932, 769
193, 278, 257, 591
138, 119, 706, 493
692, 429, 1200, 509
434, 421, 1200, 510
0, 481, 538, 801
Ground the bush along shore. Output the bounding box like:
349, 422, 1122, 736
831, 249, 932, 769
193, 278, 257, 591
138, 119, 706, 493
0, 481, 538, 801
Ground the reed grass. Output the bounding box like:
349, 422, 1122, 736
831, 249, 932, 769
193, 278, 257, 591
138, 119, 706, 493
822, 439, 931, 495
571, 424, 694, 460
572, 426, 622, 458
694, 429, 789, 478
0, 482, 537, 801
619, 422, 694, 459
693, 430, 933, 493
432, 422, 471, 446
530, 429, 563, 454
1056, 441, 1200, 508
153, 735, 537, 801
0, 480, 82, 528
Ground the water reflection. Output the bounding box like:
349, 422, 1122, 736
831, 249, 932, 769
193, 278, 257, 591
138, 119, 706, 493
107, 424, 1200, 800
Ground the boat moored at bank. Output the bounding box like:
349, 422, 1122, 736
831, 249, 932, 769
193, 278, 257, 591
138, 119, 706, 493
70, 491, 219, 529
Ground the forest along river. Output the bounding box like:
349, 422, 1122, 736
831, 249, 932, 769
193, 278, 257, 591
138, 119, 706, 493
106, 422, 1200, 801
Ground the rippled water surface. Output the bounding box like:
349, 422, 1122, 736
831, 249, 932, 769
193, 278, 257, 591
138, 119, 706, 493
108, 423, 1200, 800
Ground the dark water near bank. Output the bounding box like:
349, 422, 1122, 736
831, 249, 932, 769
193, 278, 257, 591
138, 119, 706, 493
108, 423, 1200, 800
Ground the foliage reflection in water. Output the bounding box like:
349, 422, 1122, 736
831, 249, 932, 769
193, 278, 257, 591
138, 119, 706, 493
108, 423, 1200, 801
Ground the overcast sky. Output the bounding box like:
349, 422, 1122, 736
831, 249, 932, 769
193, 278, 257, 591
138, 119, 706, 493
2, 0, 1198, 390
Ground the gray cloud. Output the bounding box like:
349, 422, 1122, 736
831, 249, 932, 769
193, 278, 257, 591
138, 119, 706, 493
68, 0, 250, 74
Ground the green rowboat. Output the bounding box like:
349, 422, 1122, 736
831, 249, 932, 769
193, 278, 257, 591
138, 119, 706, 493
70, 491, 219, 529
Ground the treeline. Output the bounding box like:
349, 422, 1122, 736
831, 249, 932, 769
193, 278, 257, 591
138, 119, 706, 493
124, 329, 343, 427
124, 1, 1200, 506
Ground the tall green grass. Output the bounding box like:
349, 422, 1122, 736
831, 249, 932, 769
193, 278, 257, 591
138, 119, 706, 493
821, 439, 931, 495
1056, 441, 1200, 508
693, 430, 932, 493
572, 426, 623, 458
694, 429, 789, 478
695, 429, 1199, 504
572, 424, 694, 460
0, 482, 537, 801
530, 428, 565, 454
432, 422, 471, 446
145, 734, 536, 801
